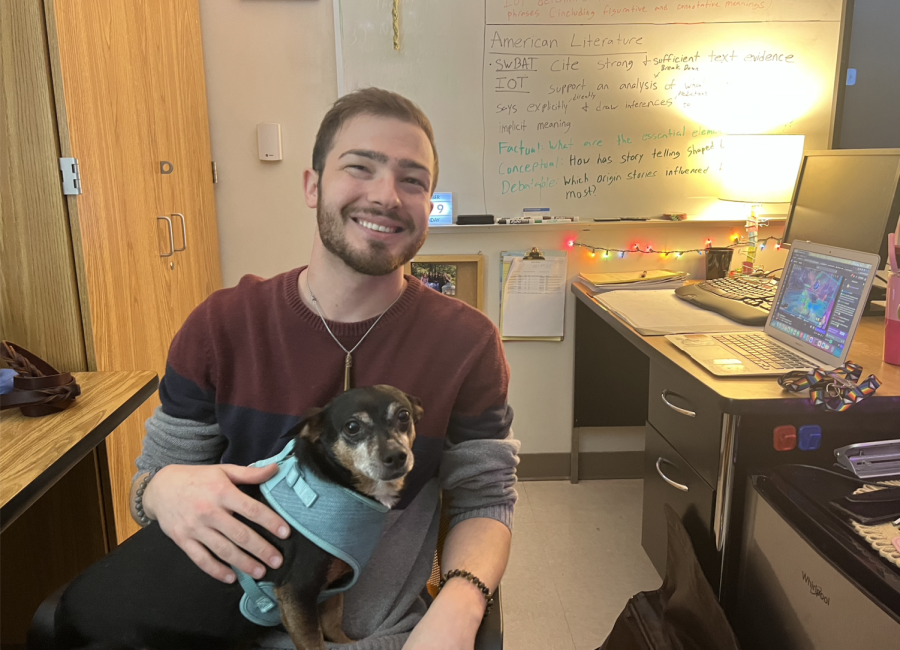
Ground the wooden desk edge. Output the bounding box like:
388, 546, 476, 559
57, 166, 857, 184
0, 372, 159, 533
571, 283, 900, 414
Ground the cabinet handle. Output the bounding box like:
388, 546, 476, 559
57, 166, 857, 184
661, 390, 696, 417
157, 216, 174, 257
656, 457, 689, 492
172, 213, 187, 252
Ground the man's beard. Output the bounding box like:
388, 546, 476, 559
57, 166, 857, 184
317, 201, 427, 276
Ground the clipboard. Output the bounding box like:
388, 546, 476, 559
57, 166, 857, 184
500, 247, 568, 341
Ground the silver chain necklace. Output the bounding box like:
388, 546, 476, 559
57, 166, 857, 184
306, 273, 403, 391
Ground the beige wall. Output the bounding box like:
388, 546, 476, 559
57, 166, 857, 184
198, 0, 337, 288
196, 2, 789, 455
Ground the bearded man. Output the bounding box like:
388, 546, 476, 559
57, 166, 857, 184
56, 88, 519, 650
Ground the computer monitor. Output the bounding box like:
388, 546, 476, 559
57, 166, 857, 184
782, 149, 900, 266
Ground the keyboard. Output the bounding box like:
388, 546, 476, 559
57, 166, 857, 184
674, 280, 773, 326
697, 276, 778, 309
711, 333, 813, 370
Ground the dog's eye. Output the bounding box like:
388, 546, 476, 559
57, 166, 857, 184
343, 420, 362, 436
397, 410, 410, 423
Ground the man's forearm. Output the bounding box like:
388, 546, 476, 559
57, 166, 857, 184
441, 517, 510, 592
436, 517, 511, 620
403, 517, 511, 649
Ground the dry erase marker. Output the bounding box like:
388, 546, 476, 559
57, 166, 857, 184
497, 217, 532, 224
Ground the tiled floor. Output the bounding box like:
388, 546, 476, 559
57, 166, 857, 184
502, 480, 662, 650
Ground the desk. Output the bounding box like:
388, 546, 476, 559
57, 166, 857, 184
570, 282, 900, 611
0, 370, 157, 643
1, 370, 159, 532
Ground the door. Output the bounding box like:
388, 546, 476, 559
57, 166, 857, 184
49, 0, 177, 541
50, 0, 223, 541
146, 0, 222, 326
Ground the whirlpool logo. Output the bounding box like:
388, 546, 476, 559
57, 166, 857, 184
801, 571, 830, 605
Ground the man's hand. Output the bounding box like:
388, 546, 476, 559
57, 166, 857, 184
140, 464, 291, 584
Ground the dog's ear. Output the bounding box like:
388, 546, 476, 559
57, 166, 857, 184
298, 407, 325, 443
404, 394, 424, 422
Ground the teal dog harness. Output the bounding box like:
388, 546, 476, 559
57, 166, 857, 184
233, 439, 390, 626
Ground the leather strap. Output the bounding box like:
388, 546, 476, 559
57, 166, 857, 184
0, 342, 81, 417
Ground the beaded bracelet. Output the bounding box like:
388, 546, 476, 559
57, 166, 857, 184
438, 569, 494, 616
134, 468, 159, 526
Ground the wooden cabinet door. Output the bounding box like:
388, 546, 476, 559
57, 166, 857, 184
49, 0, 174, 541
145, 0, 222, 327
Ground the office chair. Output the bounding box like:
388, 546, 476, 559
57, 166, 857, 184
28, 503, 503, 649
27, 585, 502, 649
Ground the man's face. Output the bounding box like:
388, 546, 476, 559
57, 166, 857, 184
306, 114, 435, 276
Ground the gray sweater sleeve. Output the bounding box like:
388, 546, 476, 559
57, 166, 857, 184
438, 407, 520, 532
133, 406, 227, 482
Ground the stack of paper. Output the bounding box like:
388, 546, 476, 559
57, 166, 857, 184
501, 255, 568, 339
578, 270, 689, 294
594, 290, 758, 335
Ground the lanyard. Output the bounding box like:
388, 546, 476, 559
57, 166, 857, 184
778, 361, 881, 412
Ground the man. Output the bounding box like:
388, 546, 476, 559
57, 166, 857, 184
59, 88, 518, 649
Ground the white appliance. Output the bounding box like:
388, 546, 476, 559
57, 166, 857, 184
735, 465, 900, 649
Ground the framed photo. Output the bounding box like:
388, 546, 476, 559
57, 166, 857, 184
405, 254, 484, 312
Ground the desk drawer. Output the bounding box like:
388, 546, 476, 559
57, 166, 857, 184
647, 361, 723, 487
642, 423, 719, 589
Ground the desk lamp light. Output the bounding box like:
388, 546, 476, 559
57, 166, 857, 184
719, 135, 805, 274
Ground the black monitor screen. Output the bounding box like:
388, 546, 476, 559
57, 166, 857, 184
782, 150, 900, 263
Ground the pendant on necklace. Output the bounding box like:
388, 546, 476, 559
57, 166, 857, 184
344, 352, 353, 391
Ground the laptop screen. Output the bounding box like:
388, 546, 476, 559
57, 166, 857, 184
769, 248, 875, 359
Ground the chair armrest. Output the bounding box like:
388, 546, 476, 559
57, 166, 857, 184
474, 584, 503, 650
27, 584, 67, 650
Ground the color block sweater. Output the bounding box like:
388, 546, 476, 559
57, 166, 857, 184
135, 267, 519, 649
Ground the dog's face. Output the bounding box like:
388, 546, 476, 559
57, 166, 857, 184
299, 385, 423, 507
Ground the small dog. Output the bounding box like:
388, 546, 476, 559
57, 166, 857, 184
56, 385, 422, 650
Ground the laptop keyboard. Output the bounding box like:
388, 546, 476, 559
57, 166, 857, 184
711, 333, 813, 370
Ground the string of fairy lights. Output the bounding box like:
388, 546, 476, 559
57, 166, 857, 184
567, 235, 784, 259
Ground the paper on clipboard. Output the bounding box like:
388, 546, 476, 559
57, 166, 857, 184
500, 251, 567, 339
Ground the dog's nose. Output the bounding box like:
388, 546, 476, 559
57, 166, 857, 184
383, 450, 408, 470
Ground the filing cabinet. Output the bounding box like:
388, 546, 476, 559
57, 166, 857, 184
642, 423, 718, 586
647, 361, 723, 487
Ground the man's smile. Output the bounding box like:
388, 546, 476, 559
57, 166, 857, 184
353, 217, 403, 234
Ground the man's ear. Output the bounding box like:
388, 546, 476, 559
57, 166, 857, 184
404, 394, 424, 423
302, 168, 320, 210
298, 407, 325, 443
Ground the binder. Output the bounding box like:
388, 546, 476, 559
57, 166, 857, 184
500, 247, 568, 341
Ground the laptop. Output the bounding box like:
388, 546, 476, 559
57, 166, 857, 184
666, 241, 880, 376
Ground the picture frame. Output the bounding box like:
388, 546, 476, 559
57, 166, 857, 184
405, 254, 484, 312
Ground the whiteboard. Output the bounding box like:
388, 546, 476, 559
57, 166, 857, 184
337, 0, 841, 218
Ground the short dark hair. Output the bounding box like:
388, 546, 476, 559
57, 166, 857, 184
312, 88, 439, 190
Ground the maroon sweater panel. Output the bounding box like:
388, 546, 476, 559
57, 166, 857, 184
165, 267, 510, 443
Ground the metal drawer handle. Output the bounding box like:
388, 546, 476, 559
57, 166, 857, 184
172, 213, 186, 252
157, 215, 174, 257
656, 457, 689, 492
661, 390, 696, 417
